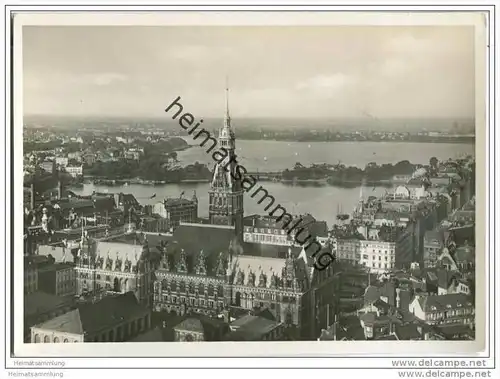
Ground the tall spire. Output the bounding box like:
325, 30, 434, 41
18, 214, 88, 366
224, 76, 231, 128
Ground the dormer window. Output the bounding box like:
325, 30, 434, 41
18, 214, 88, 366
105, 258, 113, 271
258, 272, 267, 288
123, 259, 131, 272
96, 257, 104, 269
247, 272, 256, 287
236, 270, 245, 285
431, 306, 437, 311
457, 303, 462, 307
114, 258, 122, 271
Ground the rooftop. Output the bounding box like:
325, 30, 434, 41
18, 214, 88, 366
33, 292, 148, 336
418, 293, 474, 313
24, 291, 74, 318
227, 314, 281, 341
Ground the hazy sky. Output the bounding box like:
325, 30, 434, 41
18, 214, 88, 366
23, 25, 475, 119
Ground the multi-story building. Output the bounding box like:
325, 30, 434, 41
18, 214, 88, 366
65, 165, 83, 178
75, 231, 156, 306
356, 224, 413, 272
242, 214, 329, 247
151, 220, 335, 340
114, 193, 140, 214
152, 194, 198, 230
359, 239, 396, 273
24, 256, 39, 294
40, 160, 56, 174
335, 237, 360, 265
82, 153, 94, 166
24, 291, 76, 342
67, 151, 82, 161
243, 215, 294, 246
55, 157, 69, 168
409, 293, 475, 327
153, 223, 232, 317
38, 262, 77, 297
30, 292, 151, 343
423, 229, 444, 268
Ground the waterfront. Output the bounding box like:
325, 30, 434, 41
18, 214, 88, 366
72, 141, 474, 227
178, 140, 475, 171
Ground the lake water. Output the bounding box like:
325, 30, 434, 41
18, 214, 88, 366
73, 140, 474, 227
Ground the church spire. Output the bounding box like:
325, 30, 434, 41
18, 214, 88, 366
224, 77, 231, 131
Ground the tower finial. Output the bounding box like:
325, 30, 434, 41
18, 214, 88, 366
225, 76, 230, 120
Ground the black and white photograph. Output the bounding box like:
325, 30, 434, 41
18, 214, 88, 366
4, 4, 496, 375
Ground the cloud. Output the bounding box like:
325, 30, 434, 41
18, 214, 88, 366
379, 59, 410, 77
89, 72, 128, 86
169, 46, 209, 61
296, 73, 354, 91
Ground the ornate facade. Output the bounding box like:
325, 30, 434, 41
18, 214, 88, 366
208, 87, 244, 240
153, 223, 235, 317
151, 221, 326, 338
75, 231, 155, 305
227, 250, 311, 331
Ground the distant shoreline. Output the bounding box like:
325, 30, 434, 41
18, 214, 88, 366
234, 138, 475, 144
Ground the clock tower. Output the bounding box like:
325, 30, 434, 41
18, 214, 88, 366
208, 86, 244, 241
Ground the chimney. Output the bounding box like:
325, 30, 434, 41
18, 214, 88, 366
30, 183, 35, 210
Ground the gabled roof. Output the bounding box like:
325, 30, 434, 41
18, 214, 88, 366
33, 309, 84, 335
230, 255, 292, 289
93, 241, 145, 268
174, 318, 205, 333
160, 223, 237, 276
418, 293, 473, 313
437, 269, 460, 290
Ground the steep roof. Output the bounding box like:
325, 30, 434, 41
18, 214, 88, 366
453, 245, 475, 264
33, 292, 148, 336
157, 223, 237, 277
230, 254, 309, 291
174, 318, 205, 333
227, 315, 281, 340
24, 291, 74, 318
92, 241, 146, 272
364, 286, 381, 304
418, 293, 473, 313
241, 242, 301, 259
395, 324, 423, 340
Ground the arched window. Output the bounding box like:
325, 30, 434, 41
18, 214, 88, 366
63, 338, 68, 343
53, 337, 60, 343
34, 334, 40, 343
44, 335, 50, 343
